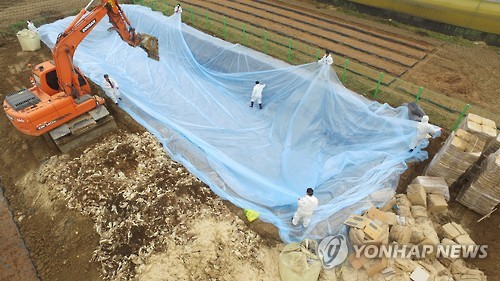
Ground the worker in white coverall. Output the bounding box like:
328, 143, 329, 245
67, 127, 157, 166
174, 3, 182, 14
318, 50, 333, 65
101, 74, 121, 104
250, 81, 266, 110
27, 20, 38, 33
318, 50, 333, 80
292, 188, 319, 228
409, 115, 442, 151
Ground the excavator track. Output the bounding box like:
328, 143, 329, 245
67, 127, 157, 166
48, 105, 117, 152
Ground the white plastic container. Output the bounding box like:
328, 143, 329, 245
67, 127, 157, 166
16, 29, 41, 51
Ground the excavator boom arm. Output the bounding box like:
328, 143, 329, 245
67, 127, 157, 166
53, 0, 156, 97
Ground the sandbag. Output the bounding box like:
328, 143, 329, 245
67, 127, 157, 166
16, 29, 41, 51
279, 240, 322, 281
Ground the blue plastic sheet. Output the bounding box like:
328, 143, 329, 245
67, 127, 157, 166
39, 5, 431, 242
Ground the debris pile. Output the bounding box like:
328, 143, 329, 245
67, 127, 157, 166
35, 131, 266, 280
457, 149, 500, 215
343, 180, 486, 281
425, 129, 485, 186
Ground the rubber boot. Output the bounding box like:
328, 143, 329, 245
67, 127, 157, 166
259, 103, 262, 110
250, 101, 254, 107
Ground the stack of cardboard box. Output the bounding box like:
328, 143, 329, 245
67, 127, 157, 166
457, 149, 500, 215
458, 113, 497, 144
424, 129, 485, 186
409, 176, 449, 214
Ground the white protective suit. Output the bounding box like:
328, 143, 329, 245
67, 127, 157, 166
174, 4, 182, 14
292, 194, 319, 228
101, 76, 121, 104
27, 21, 38, 33
409, 115, 441, 149
318, 53, 333, 65
251, 83, 266, 105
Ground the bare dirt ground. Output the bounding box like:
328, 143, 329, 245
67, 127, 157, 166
0, 0, 498, 280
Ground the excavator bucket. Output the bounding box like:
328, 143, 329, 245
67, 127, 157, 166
139, 34, 159, 61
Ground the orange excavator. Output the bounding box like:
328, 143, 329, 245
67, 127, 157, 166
3, 0, 158, 152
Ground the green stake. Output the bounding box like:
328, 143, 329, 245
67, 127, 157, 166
190, 7, 194, 24
373, 72, 384, 98
223, 16, 227, 40
287, 39, 292, 62
242, 24, 246, 46
206, 12, 209, 28
263, 31, 267, 54
164, 0, 168, 14
415, 87, 424, 102
151, 0, 155, 10
341, 58, 349, 83
315, 48, 319, 61
451, 103, 471, 131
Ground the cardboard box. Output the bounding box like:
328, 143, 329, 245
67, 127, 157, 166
366, 257, 388, 277
410, 266, 430, 281
482, 125, 497, 138
451, 136, 467, 151
441, 223, 461, 240
427, 194, 448, 213
411, 206, 428, 219
364, 220, 383, 240
380, 197, 397, 212
451, 222, 467, 236
381, 266, 395, 277
467, 119, 483, 134
432, 259, 447, 276
466, 137, 484, 153
441, 238, 458, 245
344, 215, 370, 229
467, 114, 481, 124
481, 117, 496, 128
348, 253, 370, 270
456, 128, 471, 141
390, 225, 412, 244
407, 184, 427, 206
454, 234, 476, 246
366, 207, 397, 225
411, 176, 449, 200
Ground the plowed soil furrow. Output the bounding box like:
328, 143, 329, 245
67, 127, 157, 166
223, 0, 418, 69
266, 0, 435, 53
237, 0, 427, 62
189, 0, 408, 75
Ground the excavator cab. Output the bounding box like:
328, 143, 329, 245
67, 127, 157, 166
31, 61, 91, 97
